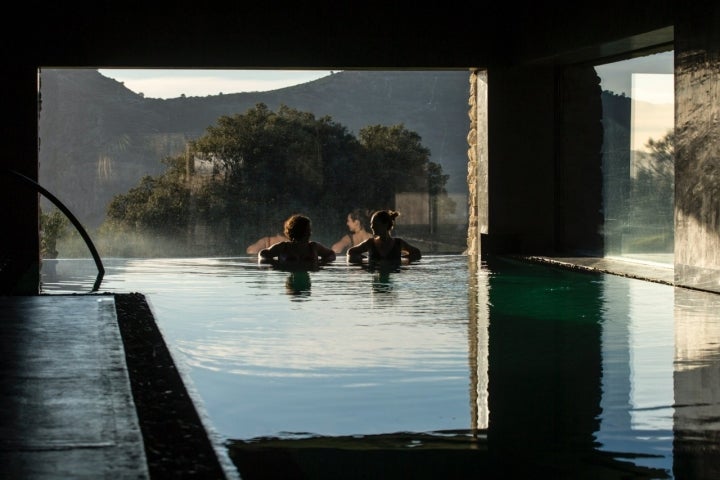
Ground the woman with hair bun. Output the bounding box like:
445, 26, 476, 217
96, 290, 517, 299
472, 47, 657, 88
346, 209, 421, 264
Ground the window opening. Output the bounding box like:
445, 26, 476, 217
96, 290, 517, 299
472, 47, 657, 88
595, 51, 674, 266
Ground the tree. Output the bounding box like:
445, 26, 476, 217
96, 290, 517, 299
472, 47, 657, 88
358, 124, 433, 207
627, 129, 675, 252
427, 161, 450, 233
40, 207, 68, 258
101, 104, 447, 255
190, 103, 365, 237
105, 155, 191, 233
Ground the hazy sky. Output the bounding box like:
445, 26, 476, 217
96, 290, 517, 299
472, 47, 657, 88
595, 50, 673, 104
98, 69, 335, 99
595, 51, 674, 151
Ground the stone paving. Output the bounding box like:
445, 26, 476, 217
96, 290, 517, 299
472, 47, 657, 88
0, 294, 149, 479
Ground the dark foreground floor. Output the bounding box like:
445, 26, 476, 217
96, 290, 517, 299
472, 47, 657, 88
0, 292, 232, 479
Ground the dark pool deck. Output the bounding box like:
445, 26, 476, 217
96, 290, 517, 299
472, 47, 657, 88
0, 293, 236, 479
0, 256, 682, 478
0, 295, 151, 478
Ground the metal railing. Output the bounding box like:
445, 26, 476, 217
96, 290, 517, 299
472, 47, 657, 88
4, 169, 104, 292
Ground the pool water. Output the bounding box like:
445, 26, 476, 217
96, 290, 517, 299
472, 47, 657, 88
41, 255, 720, 479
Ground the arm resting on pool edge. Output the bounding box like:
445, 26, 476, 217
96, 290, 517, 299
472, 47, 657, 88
346, 238, 421, 264
313, 242, 337, 263
346, 238, 371, 264
257, 242, 337, 265
331, 234, 351, 254
258, 243, 283, 264
399, 238, 422, 262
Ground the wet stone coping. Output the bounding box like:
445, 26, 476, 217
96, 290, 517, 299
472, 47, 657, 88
114, 292, 228, 479
512, 255, 675, 287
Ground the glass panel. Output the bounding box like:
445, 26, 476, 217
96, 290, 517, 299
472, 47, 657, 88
595, 51, 674, 265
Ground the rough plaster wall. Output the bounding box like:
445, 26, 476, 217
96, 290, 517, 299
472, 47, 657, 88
467, 69, 487, 257
467, 70, 479, 256
674, 3, 720, 293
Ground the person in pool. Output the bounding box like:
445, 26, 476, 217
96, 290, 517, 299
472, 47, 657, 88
246, 213, 289, 254
346, 209, 422, 264
246, 231, 287, 255
258, 214, 336, 269
331, 208, 373, 254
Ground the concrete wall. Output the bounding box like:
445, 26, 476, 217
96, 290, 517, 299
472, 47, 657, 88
674, 3, 720, 293
466, 5, 720, 293
483, 65, 557, 255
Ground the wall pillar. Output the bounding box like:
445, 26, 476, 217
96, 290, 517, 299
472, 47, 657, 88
675, 3, 720, 293
467, 69, 487, 257
1, 66, 40, 294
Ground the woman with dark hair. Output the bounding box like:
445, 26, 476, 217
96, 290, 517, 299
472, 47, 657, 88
258, 214, 336, 269
331, 208, 373, 254
346, 209, 421, 264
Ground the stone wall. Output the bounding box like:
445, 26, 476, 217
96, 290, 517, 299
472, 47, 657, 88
466, 69, 490, 258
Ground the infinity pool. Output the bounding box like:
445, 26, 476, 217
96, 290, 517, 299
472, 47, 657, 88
41, 255, 720, 479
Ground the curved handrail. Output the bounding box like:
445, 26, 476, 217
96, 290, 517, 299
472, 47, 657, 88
4, 169, 104, 292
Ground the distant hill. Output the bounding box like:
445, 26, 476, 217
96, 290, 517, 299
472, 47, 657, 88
39, 69, 471, 228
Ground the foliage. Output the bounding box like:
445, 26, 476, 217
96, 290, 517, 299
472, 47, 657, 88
625, 129, 675, 252
358, 124, 434, 207
106, 155, 191, 235
631, 129, 674, 222
189, 104, 366, 218
40, 207, 69, 258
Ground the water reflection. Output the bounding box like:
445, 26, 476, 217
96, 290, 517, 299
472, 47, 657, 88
468, 255, 489, 434
673, 287, 720, 479
285, 271, 311, 297
484, 256, 605, 472
598, 276, 675, 474
369, 263, 399, 293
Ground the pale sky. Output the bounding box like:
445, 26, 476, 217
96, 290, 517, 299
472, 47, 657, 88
595, 50, 673, 104
595, 50, 674, 152
631, 74, 674, 151
98, 69, 336, 99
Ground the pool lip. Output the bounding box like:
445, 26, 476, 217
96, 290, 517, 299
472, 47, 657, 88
115, 292, 240, 479
513, 255, 677, 288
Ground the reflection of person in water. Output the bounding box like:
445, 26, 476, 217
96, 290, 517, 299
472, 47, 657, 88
371, 268, 394, 293
331, 208, 373, 254
346, 209, 421, 265
258, 214, 336, 270
285, 271, 312, 296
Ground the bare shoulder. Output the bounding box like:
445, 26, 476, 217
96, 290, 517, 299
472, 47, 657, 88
259, 241, 288, 258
